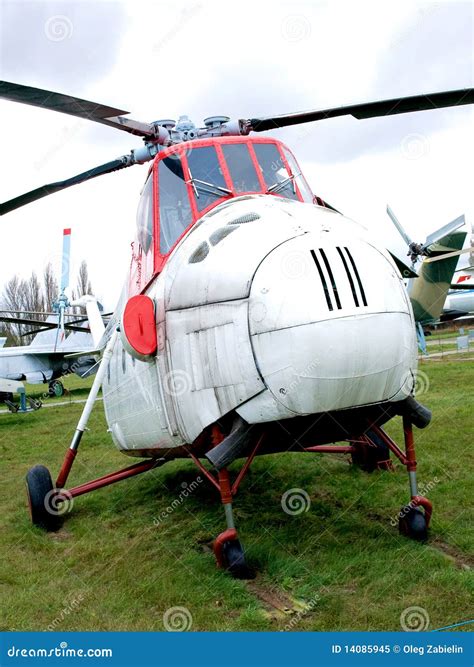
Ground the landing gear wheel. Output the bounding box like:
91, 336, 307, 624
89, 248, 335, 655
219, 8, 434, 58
399, 506, 428, 542
49, 380, 64, 398
26, 465, 61, 531
351, 429, 390, 472
222, 540, 255, 580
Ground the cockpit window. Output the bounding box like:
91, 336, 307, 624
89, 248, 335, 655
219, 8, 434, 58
186, 145, 229, 212
136, 174, 153, 253
282, 147, 314, 203
222, 143, 261, 193
158, 156, 193, 254
253, 143, 298, 201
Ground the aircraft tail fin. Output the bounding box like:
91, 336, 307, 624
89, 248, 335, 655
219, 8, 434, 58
409, 227, 467, 324
30, 315, 62, 347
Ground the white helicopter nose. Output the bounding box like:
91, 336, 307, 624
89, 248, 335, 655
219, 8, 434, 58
247, 233, 417, 416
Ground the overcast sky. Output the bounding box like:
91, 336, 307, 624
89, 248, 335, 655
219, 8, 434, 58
0, 0, 473, 309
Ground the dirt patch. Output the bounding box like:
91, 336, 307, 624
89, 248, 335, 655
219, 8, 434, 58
430, 539, 472, 570
246, 576, 311, 620
47, 528, 72, 542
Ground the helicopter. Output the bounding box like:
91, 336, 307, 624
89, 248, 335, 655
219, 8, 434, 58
1, 81, 473, 578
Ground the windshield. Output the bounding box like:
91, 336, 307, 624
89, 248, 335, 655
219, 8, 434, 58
282, 147, 314, 203
222, 143, 261, 193
136, 174, 153, 253
186, 145, 229, 212
158, 156, 193, 254
253, 143, 298, 201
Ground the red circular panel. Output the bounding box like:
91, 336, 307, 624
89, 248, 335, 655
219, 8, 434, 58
122, 295, 157, 356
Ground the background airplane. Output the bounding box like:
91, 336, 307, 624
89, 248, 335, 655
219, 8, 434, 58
0, 229, 105, 400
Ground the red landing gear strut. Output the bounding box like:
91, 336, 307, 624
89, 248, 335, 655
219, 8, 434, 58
186, 435, 264, 579
305, 417, 433, 541
25, 331, 165, 532
303, 417, 432, 541
369, 417, 432, 540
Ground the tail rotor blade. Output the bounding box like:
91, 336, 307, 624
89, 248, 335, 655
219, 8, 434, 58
422, 215, 465, 251
386, 205, 414, 247
424, 246, 472, 263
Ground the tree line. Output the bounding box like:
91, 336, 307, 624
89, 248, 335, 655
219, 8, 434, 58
0, 261, 93, 346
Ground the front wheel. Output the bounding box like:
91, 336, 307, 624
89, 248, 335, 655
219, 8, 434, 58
222, 540, 255, 580
399, 507, 428, 542
26, 465, 62, 531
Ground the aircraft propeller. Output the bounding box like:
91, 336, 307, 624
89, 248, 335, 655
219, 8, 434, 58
387, 205, 466, 269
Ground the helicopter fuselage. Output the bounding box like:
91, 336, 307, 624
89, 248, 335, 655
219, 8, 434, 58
101, 137, 417, 457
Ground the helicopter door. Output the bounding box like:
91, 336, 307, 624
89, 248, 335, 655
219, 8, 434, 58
129, 173, 155, 295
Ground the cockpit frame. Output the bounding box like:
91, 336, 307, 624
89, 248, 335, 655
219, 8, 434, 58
131, 136, 314, 294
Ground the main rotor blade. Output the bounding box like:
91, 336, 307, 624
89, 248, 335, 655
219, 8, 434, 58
422, 215, 465, 251
0, 80, 156, 138
249, 88, 474, 132
0, 310, 84, 317
61, 228, 71, 293
0, 315, 88, 332
386, 205, 413, 247
21, 324, 90, 337
0, 157, 132, 215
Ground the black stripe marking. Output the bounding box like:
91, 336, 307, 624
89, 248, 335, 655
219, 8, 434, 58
319, 248, 342, 309
344, 247, 368, 306
310, 249, 333, 310
337, 246, 359, 307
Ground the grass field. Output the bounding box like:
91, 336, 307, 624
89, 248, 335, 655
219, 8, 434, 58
0, 358, 472, 633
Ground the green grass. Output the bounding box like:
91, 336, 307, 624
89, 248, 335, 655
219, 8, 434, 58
25, 373, 95, 403
0, 361, 472, 632
424, 343, 471, 354
426, 327, 473, 341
